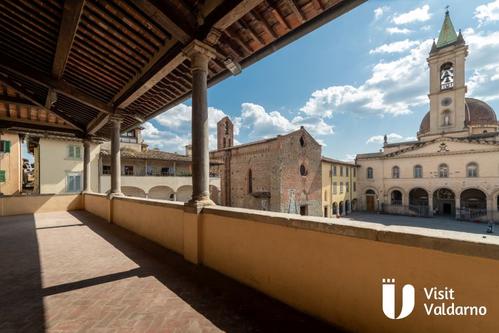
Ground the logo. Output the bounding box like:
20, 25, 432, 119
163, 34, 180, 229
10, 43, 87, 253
382, 278, 415, 320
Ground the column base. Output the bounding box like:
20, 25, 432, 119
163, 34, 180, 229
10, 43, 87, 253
185, 197, 215, 211
107, 192, 124, 199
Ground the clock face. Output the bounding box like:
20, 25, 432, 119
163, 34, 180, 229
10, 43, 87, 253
441, 97, 452, 107
440, 63, 454, 90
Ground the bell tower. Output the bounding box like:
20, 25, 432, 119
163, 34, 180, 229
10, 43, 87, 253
427, 9, 468, 134
217, 116, 234, 150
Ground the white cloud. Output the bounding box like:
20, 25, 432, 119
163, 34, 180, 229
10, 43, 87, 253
344, 154, 356, 161
366, 133, 416, 144
369, 39, 419, 54
392, 5, 431, 25
374, 6, 388, 20
475, 0, 499, 25
301, 39, 433, 117
235, 102, 333, 140
386, 27, 413, 34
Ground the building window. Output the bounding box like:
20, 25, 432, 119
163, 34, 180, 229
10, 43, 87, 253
346, 168, 349, 177
391, 190, 402, 205
353, 168, 356, 177
161, 167, 171, 176
346, 182, 349, 193
0, 170, 6, 182
0, 140, 11, 153
66, 173, 82, 193
102, 165, 111, 175
367, 167, 373, 179
497, 196, 499, 211
299, 205, 308, 216
333, 166, 337, 176
392, 166, 400, 179
467, 163, 478, 177
223, 137, 226, 148
353, 182, 356, 192
438, 163, 449, 178
300, 164, 307, 176
124, 165, 134, 176
333, 182, 337, 194
248, 169, 253, 193
414, 165, 423, 178
68, 145, 81, 159
121, 130, 138, 143
299, 136, 305, 147
340, 166, 343, 177
324, 190, 328, 201
340, 182, 344, 193
324, 206, 328, 217
442, 110, 451, 126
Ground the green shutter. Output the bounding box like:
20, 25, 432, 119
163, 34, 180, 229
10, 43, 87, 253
0, 140, 10, 153
0, 170, 5, 182
4, 141, 10, 153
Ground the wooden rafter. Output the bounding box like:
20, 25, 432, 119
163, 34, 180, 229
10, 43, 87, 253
133, 0, 192, 44
86, 113, 110, 135
284, 0, 305, 22
52, 0, 86, 79
0, 59, 112, 115
0, 77, 84, 132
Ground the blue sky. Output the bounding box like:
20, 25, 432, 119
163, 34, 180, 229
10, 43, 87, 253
140, 1, 499, 160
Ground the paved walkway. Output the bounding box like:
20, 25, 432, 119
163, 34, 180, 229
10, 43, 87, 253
0, 211, 339, 333
339, 212, 499, 245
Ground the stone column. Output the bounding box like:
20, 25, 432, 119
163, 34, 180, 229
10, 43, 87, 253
183, 40, 216, 206
428, 193, 434, 217
83, 139, 92, 193
109, 115, 123, 196
455, 196, 461, 220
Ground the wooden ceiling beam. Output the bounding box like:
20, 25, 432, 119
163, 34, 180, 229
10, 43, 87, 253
133, 0, 191, 44
0, 59, 112, 115
284, 0, 305, 23
86, 113, 110, 135
0, 77, 84, 132
212, 0, 263, 31
52, 0, 86, 79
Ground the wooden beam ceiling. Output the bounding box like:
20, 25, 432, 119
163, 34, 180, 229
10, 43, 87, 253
0, 78, 83, 132
0, 59, 112, 115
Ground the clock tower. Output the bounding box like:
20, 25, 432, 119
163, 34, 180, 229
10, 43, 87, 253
427, 10, 468, 134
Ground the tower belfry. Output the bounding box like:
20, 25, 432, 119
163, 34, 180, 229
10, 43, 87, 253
427, 9, 468, 135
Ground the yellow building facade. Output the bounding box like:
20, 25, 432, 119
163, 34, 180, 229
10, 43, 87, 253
321, 157, 358, 217
0, 132, 21, 195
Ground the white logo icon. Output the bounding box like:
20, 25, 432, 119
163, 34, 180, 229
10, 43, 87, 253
382, 278, 415, 319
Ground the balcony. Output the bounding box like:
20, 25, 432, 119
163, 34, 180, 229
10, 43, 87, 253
1, 193, 499, 332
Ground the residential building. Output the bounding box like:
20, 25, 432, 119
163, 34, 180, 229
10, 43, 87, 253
321, 157, 358, 217
0, 132, 21, 195
356, 11, 499, 222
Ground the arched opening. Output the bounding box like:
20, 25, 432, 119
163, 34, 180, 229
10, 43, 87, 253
209, 185, 221, 205
121, 186, 146, 198
148, 186, 175, 201
392, 166, 400, 179
345, 200, 350, 214
176, 185, 192, 203
390, 190, 402, 205
440, 62, 454, 90
365, 189, 376, 212
367, 167, 373, 179
339, 201, 344, 215
442, 110, 451, 126
248, 169, 253, 193
460, 189, 487, 219
332, 202, 338, 215
409, 188, 429, 216
466, 163, 478, 177
438, 163, 449, 178
433, 188, 455, 216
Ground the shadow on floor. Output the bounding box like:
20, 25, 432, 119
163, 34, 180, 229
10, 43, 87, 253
69, 210, 345, 333
0, 214, 45, 332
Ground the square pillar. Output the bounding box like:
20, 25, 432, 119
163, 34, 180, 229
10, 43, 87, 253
109, 115, 123, 197
183, 40, 217, 206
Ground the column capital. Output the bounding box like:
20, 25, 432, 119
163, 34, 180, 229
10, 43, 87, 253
182, 39, 217, 60
109, 114, 124, 124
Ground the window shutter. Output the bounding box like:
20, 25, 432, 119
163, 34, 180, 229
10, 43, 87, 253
0, 140, 11, 153
0, 170, 5, 182
4, 141, 10, 153
75, 146, 81, 159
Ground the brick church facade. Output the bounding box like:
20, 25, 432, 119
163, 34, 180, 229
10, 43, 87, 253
210, 117, 322, 216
